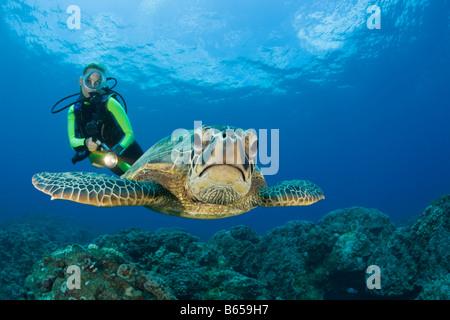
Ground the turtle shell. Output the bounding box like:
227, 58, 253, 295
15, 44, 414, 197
123, 125, 238, 180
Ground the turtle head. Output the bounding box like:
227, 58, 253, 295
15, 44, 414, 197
187, 126, 258, 205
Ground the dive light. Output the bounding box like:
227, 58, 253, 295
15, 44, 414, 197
103, 152, 118, 168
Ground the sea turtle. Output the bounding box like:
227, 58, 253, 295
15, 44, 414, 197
32, 125, 324, 219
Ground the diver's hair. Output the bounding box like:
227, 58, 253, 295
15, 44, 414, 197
82, 62, 107, 75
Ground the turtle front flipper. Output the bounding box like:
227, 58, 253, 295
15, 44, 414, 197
254, 180, 324, 207
32, 172, 174, 207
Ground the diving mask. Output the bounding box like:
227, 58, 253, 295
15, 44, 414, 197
82, 70, 107, 91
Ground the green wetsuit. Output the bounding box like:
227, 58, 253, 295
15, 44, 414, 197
68, 95, 143, 175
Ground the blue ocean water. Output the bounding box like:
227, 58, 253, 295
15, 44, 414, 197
0, 0, 449, 241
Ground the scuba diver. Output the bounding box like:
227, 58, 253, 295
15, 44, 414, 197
52, 62, 144, 176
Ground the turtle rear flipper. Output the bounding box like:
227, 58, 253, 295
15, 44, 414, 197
32, 172, 174, 207
254, 180, 324, 207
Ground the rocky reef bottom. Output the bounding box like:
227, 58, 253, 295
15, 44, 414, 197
1, 194, 448, 300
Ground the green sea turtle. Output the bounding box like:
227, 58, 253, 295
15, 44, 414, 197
32, 125, 324, 219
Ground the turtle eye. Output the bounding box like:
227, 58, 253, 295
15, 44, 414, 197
202, 127, 212, 148
247, 135, 258, 162
250, 140, 258, 160
194, 130, 203, 154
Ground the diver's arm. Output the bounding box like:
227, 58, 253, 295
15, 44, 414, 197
107, 97, 135, 153
67, 105, 86, 151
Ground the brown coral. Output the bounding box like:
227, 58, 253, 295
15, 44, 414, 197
117, 264, 137, 282
142, 272, 176, 300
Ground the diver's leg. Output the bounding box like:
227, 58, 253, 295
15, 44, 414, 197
109, 165, 125, 176
108, 141, 144, 176
119, 141, 144, 166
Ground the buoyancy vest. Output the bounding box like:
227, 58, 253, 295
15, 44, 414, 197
73, 95, 124, 148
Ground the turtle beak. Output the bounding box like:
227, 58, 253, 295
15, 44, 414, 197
197, 129, 256, 182
187, 127, 257, 205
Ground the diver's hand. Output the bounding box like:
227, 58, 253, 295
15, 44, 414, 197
85, 137, 100, 152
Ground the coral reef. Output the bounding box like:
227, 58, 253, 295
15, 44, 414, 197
93, 228, 211, 299
0, 213, 99, 300
256, 220, 327, 299
24, 244, 175, 300
3, 195, 449, 299
368, 194, 450, 298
